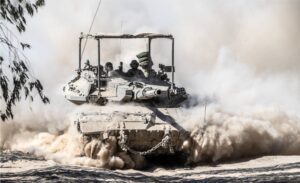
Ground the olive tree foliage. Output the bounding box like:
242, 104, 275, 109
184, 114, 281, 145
0, 0, 49, 121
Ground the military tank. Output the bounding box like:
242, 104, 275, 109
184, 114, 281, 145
63, 33, 189, 158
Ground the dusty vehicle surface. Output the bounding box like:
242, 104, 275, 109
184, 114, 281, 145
63, 33, 189, 158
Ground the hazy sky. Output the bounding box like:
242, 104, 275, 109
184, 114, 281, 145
22, 0, 300, 81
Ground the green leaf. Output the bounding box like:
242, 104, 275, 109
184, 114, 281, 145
20, 42, 31, 50
35, 0, 45, 7
25, 3, 33, 16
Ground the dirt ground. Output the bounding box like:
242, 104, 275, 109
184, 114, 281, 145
1, 151, 299, 182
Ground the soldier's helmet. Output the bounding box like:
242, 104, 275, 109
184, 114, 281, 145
105, 62, 113, 71
130, 60, 139, 69
136, 51, 153, 67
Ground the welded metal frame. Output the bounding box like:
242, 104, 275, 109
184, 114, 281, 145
78, 33, 175, 92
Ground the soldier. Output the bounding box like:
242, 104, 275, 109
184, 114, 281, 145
139, 59, 157, 78
136, 51, 157, 78
126, 60, 145, 78
84, 59, 104, 76
104, 62, 118, 77
105, 62, 113, 71
84, 59, 92, 70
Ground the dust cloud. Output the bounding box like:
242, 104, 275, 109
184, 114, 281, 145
181, 47, 300, 163
0, 106, 147, 169
182, 107, 300, 163
1, 0, 300, 169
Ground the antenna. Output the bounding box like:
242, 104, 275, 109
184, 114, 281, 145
81, 0, 102, 58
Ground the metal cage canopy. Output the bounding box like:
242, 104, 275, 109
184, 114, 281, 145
84, 33, 174, 39
78, 33, 175, 90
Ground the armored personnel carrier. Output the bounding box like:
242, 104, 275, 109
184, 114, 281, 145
63, 33, 189, 158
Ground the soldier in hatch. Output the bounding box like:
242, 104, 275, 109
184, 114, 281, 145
137, 52, 157, 78
126, 60, 145, 78
84, 59, 105, 76
84, 59, 92, 70
104, 62, 118, 77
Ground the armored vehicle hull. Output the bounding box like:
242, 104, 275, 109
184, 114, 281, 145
76, 105, 187, 156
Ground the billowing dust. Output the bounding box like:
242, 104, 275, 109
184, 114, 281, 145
0, 114, 145, 169
1, 103, 299, 170
183, 107, 300, 164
